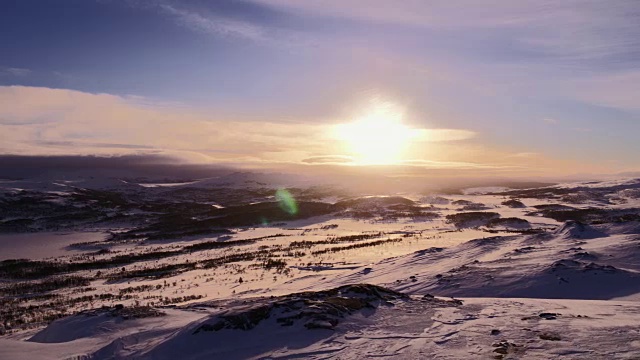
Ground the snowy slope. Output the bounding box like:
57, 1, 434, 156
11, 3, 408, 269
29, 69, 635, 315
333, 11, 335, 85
5, 292, 640, 359
2, 177, 640, 359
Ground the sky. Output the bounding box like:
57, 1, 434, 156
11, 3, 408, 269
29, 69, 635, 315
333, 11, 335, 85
1, 0, 639, 177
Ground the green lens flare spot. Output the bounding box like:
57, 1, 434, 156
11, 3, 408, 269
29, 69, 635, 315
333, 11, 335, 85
276, 188, 298, 215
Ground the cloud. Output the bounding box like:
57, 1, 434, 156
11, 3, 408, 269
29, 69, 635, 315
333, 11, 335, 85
0, 86, 346, 164
159, 4, 265, 42
301, 155, 354, 164
543, 118, 557, 124
0, 67, 31, 77
250, 0, 531, 28
251, 0, 640, 64
35, 140, 158, 150
132, 1, 314, 48
400, 159, 518, 170
0, 154, 232, 179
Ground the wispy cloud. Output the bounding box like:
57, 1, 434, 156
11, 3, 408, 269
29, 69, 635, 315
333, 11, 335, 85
35, 140, 157, 150
159, 4, 265, 42
301, 155, 354, 164
0, 67, 31, 77
132, 0, 313, 48
252, 0, 640, 65
399, 159, 519, 170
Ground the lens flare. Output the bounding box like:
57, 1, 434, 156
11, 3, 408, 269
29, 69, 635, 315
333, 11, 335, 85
276, 188, 298, 215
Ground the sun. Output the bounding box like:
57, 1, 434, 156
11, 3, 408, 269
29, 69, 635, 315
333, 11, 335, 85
334, 101, 417, 165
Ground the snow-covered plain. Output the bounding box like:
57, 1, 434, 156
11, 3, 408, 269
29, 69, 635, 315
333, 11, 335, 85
1, 177, 640, 359
0, 232, 106, 261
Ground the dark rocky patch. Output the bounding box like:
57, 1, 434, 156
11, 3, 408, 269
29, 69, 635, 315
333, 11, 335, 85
459, 203, 489, 211
501, 199, 526, 208
413, 247, 445, 256
487, 217, 530, 228
539, 312, 560, 320
446, 212, 500, 227
530, 208, 605, 223
193, 285, 416, 333
76, 305, 166, 320
513, 246, 536, 254
451, 199, 474, 206
554, 220, 608, 239
334, 196, 414, 210
334, 196, 438, 220
539, 332, 562, 341
492, 340, 522, 358
572, 251, 598, 261
533, 204, 577, 211
550, 259, 620, 275
530, 206, 640, 225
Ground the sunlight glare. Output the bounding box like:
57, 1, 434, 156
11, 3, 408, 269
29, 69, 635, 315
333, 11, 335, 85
334, 100, 419, 165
